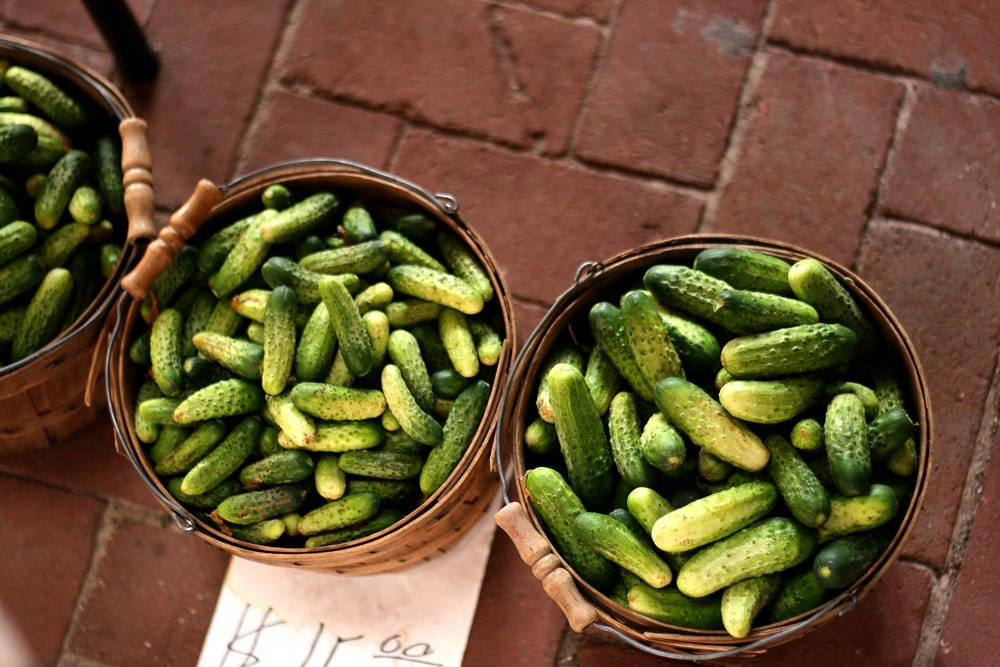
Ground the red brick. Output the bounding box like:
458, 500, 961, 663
519, 0, 612, 21
464, 526, 567, 666
494, 5, 602, 156
771, 0, 1000, 97
121, 0, 291, 208
883, 86, 1000, 244
857, 220, 1000, 567
392, 129, 703, 304
0, 413, 163, 511
237, 88, 401, 174
939, 434, 1000, 663
707, 52, 904, 266
280, 0, 537, 148
0, 474, 105, 666
69, 519, 230, 666
1, 0, 154, 50
574, 0, 767, 186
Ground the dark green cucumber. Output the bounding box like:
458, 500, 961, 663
35, 149, 91, 229
0, 220, 36, 266
583, 346, 620, 417
380, 229, 446, 272
381, 363, 443, 446
300, 239, 388, 275
155, 419, 227, 476
548, 362, 615, 510
535, 344, 585, 424
180, 415, 261, 495
766, 569, 828, 622
574, 511, 672, 588
294, 302, 337, 381
0, 186, 16, 225
524, 467, 617, 591
869, 408, 914, 462
430, 368, 470, 399
437, 231, 494, 301
621, 289, 684, 389
651, 481, 777, 553
261, 286, 297, 395
290, 382, 386, 420
676, 517, 818, 598
0, 122, 36, 162
14, 133, 66, 171
438, 308, 478, 378
720, 323, 857, 379
654, 377, 769, 472
523, 417, 558, 456
211, 210, 274, 298
10, 267, 72, 360
0, 111, 69, 148
93, 136, 124, 215
168, 477, 241, 510
409, 322, 453, 372
346, 479, 416, 503
766, 434, 831, 528
698, 449, 733, 482
39, 222, 88, 268
419, 379, 490, 495
239, 450, 314, 488
0, 253, 45, 306
320, 275, 374, 377
197, 213, 257, 273
216, 484, 308, 525
0, 305, 24, 343
791, 418, 824, 452
259, 191, 339, 243
149, 308, 185, 396
818, 484, 899, 542
639, 412, 687, 475
626, 584, 723, 630
589, 301, 654, 402
717, 376, 824, 424
813, 532, 886, 589
607, 391, 658, 489
262, 256, 326, 305
387, 329, 435, 413
642, 264, 733, 326
720, 574, 782, 639
191, 332, 263, 380
826, 381, 879, 421
173, 378, 265, 424
693, 247, 793, 295
386, 264, 484, 315
204, 299, 241, 337
304, 508, 405, 548
788, 258, 877, 354
4, 66, 85, 129
341, 203, 377, 242
338, 449, 424, 480
182, 355, 231, 388
825, 393, 870, 496
180, 289, 215, 357
712, 288, 819, 335
261, 183, 292, 210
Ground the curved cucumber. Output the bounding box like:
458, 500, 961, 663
693, 247, 793, 295
320, 276, 374, 377
621, 289, 684, 388
437, 231, 494, 301
626, 584, 723, 629
380, 229, 446, 271
192, 332, 263, 380
720, 574, 782, 638
574, 511, 672, 588
35, 149, 91, 229
217, 484, 308, 525
259, 191, 339, 244
290, 382, 386, 420
381, 364, 443, 446
300, 239, 388, 275
766, 434, 830, 528
420, 379, 490, 495
535, 344, 585, 424
180, 415, 261, 495
712, 288, 819, 335
818, 484, 899, 542
588, 301, 653, 402
4, 66, 85, 129
386, 264, 483, 315
788, 258, 877, 354
813, 532, 886, 589
294, 302, 337, 381
174, 379, 265, 425
651, 481, 777, 553
438, 308, 478, 379
718, 376, 824, 424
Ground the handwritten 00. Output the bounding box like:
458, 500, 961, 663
221, 604, 444, 667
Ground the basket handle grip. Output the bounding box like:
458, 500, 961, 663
495, 502, 599, 632
119, 118, 155, 243
119, 178, 222, 300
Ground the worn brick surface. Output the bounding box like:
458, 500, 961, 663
520, 0, 612, 21
281, 0, 538, 148
857, 220, 1000, 568
0, 414, 162, 511
392, 128, 703, 304
707, 51, 904, 266
464, 526, 567, 666
121, 0, 290, 208
938, 432, 1000, 664
514, 299, 551, 342
238, 87, 401, 173
883, 86, 1000, 243
575, 0, 766, 186
0, 24, 114, 78
68, 519, 230, 666
0, 0, 154, 51
494, 5, 601, 156
770, 0, 1000, 96
0, 474, 105, 667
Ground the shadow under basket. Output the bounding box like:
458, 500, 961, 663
105, 159, 517, 574
0, 36, 154, 455
493, 234, 932, 661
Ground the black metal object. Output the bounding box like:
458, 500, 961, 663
81, 0, 159, 81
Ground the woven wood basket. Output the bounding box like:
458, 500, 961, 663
0, 36, 154, 455
493, 234, 932, 660
105, 159, 517, 573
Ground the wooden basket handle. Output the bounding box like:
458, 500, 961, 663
495, 502, 599, 632
119, 118, 155, 243
119, 178, 222, 300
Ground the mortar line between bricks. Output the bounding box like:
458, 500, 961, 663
853, 81, 916, 272
913, 349, 1000, 665
231, 0, 303, 178
697, 0, 779, 231
491, 0, 607, 27
383, 121, 411, 172
57, 652, 110, 667
765, 40, 1000, 104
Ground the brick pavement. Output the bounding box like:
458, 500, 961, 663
0, 1, 997, 665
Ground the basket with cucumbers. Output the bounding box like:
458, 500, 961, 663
497, 236, 929, 657
108, 162, 515, 572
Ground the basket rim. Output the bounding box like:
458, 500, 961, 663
105, 159, 519, 560
494, 233, 933, 657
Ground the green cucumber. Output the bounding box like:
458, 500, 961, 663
380, 229, 446, 272
320, 275, 374, 376
651, 481, 777, 553
693, 247, 793, 295
257, 425, 281, 457
387, 329, 435, 413
68, 186, 101, 224
626, 584, 723, 630
536, 344, 585, 424
0, 96, 28, 113
790, 418, 824, 452
676, 517, 817, 598
300, 239, 388, 275
654, 377, 769, 472
239, 450, 314, 488
290, 382, 386, 420
155, 419, 227, 476
720, 574, 782, 638
825, 393, 870, 496
262, 256, 345, 305
431, 368, 470, 399
191, 332, 263, 380
888, 439, 918, 478
0, 122, 36, 162
626, 487, 674, 534
14, 133, 66, 170
574, 512, 672, 588
324, 347, 355, 387
354, 281, 393, 314
197, 213, 257, 273
174, 378, 265, 424
39, 222, 88, 268
524, 467, 617, 591
588, 301, 654, 402
583, 346, 620, 417
35, 149, 91, 229
788, 258, 877, 354
294, 303, 336, 381
548, 362, 615, 510
181, 289, 216, 357
361, 309, 389, 370
93, 136, 124, 215
437, 231, 494, 301
0, 305, 24, 342
826, 381, 879, 421
341, 203, 377, 242
0, 253, 45, 306
216, 484, 308, 525
0, 220, 36, 266
314, 454, 347, 500
182, 355, 231, 387
149, 308, 185, 396
211, 210, 274, 298
138, 397, 184, 424
385, 298, 441, 327
346, 478, 415, 503
712, 288, 819, 335
259, 191, 339, 243
228, 519, 286, 545
639, 413, 687, 475
204, 299, 242, 336
869, 408, 914, 462
766, 569, 828, 622
180, 415, 261, 495
468, 318, 502, 366
818, 483, 899, 542
149, 245, 198, 311
25, 172, 46, 198
621, 289, 684, 389
338, 449, 424, 480
168, 477, 241, 510
4, 66, 85, 129
523, 417, 557, 456
642, 264, 733, 326
263, 392, 316, 448
720, 323, 857, 379
607, 392, 658, 489
813, 532, 886, 589
261, 183, 292, 210
304, 508, 405, 548
133, 379, 163, 443
438, 308, 478, 379
0, 111, 69, 148
717, 376, 824, 424
284, 420, 383, 453
386, 264, 483, 315
766, 434, 830, 528
230, 288, 269, 322
698, 449, 733, 482
381, 364, 443, 446
261, 286, 297, 395
419, 379, 490, 495
409, 322, 453, 372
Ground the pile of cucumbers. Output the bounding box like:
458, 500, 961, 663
0, 60, 124, 366
129, 184, 504, 548
522, 247, 918, 638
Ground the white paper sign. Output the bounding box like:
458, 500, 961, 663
197, 494, 500, 667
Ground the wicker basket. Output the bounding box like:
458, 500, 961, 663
105, 159, 517, 573
493, 234, 932, 660
0, 35, 154, 455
